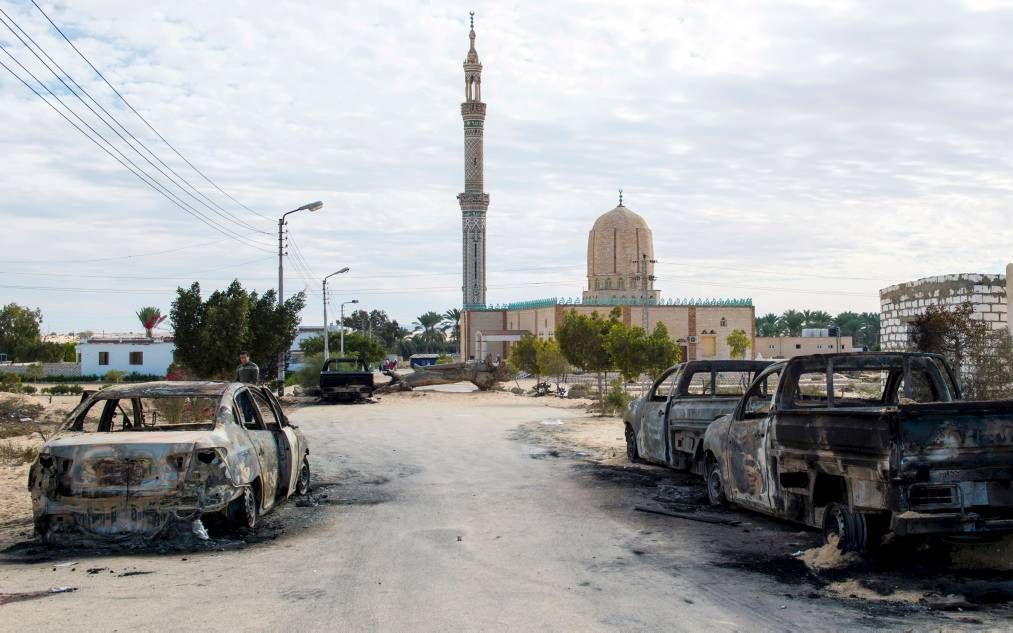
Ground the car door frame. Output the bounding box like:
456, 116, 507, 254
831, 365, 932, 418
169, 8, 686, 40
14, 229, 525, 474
260, 386, 302, 499
233, 386, 281, 511
637, 365, 682, 463
723, 365, 782, 512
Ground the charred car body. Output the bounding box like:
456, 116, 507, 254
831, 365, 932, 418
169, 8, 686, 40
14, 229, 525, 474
702, 353, 1013, 551
319, 357, 374, 402
624, 360, 771, 475
28, 382, 310, 543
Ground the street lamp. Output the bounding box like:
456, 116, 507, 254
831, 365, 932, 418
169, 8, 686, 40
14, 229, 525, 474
340, 300, 359, 354
322, 267, 350, 361
277, 201, 323, 395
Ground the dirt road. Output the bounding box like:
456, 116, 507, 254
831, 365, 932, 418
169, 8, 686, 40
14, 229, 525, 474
0, 389, 1009, 630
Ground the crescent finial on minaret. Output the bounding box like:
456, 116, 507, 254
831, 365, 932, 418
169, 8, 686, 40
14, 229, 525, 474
619, 188, 624, 206
470, 11, 475, 29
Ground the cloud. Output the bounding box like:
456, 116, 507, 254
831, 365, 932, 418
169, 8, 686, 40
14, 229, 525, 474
1, 0, 1012, 333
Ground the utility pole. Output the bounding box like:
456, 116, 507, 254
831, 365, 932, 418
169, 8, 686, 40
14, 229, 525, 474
632, 252, 658, 331
276, 201, 323, 395
322, 268, 350, 361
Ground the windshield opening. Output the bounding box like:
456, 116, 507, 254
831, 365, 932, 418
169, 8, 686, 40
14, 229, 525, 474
66, 396, 219, 432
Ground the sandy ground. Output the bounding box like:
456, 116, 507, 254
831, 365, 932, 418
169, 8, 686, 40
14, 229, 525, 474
0, 386, 1011, 630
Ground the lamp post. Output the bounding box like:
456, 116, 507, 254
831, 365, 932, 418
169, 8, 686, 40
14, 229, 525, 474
322, 268, 350, 362
277, 201, 323, 395
340, 299, 359, 354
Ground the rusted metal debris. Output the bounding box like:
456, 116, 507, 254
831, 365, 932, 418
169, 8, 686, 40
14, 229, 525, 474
28, 381, 311, 545
634, 505, 742, 526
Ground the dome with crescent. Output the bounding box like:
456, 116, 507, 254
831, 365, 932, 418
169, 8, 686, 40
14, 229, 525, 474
582, 200, 661, 303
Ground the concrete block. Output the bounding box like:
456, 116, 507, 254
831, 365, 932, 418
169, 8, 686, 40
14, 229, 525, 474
975, 285, 990, 294
974, 304, 989, 313
985, 295, 1000, 303
996, 304, 1008, 313
984, 312, 999, 321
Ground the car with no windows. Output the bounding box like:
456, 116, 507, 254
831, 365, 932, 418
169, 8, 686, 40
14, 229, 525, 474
28, 381, 311, 543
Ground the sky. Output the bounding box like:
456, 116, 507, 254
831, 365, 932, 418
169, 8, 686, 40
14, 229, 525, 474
2, 0, 1013, 334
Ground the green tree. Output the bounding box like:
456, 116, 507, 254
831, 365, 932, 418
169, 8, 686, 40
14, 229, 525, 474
557, 309, 617, 412
136, 306, 167, 337
170, 280, 305, 379
536, 338, 571, 388
442, 308, 462, 349
508, 333, 543, 380
644, 322, 680, 379
755, 313, 782, 337
299, 331, 386, 364
246, 289, 306, 378
605, 323, 649, 386
726, 329, 752, 359
0, 303, 42, 361
777, 310, 805, 336
802, 310, 833, 328
412, 311, 447, 353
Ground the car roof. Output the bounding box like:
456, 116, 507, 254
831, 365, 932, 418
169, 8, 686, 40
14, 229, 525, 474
87, 381, 233, 399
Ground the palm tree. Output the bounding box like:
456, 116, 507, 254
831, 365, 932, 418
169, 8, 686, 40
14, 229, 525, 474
777, 310, 805, 337
136, 307, 166, 337
804, 310, 833, 328
755, 313, 781, 337
413, 311, 446, 352
442, 308, 462, 346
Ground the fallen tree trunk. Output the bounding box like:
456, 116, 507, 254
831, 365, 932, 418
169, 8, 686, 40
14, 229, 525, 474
374, 359, 510, 394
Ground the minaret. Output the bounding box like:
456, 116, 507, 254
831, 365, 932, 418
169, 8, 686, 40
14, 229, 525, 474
458, 12, 489, 309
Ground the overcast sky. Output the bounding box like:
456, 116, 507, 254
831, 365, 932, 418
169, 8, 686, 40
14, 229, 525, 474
2, 0, 1013, 334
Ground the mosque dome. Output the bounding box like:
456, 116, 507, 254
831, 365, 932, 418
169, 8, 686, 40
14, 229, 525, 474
582, 201, 660, 304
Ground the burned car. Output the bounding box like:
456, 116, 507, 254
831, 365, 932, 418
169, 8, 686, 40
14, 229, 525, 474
703, 353, 1013, 552
28, 381, 310, 543
624, 360, 771, 474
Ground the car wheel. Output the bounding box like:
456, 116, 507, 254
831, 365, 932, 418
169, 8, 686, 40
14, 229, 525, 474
295, 456, 311, 496
34, 516, 50, 543
707, 461, 726, 507
625, 425, 641, 463
228, 485, 258, 529
823, 502, 870, 553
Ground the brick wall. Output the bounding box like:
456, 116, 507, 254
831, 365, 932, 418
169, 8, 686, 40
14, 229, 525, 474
879, 273, 1008, 351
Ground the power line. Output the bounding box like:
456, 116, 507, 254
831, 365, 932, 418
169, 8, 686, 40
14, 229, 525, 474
0, 8, 269, 238
0, 50, 273, 252
30, 0, 273, 222
0, 237, 258, 264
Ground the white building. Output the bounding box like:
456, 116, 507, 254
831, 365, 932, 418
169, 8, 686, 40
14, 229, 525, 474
77, 335, 175, 377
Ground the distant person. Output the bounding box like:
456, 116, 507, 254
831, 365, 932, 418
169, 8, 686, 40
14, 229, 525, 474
236, 351, 260, 384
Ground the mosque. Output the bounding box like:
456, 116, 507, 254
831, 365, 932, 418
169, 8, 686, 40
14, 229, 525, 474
456, 18, 755, 362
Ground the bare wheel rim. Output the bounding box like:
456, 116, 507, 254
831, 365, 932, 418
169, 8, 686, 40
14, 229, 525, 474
298, 460, 310, 492
625, 427, 636, 460
708, 467, 723, 502
825, 505, 847, 546
243, 487, 257, 528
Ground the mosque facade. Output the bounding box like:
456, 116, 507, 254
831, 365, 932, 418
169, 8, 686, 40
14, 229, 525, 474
456, 18, 755, 363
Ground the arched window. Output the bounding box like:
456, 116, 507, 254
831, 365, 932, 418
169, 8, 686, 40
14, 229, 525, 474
594, 279, 600, 290
617, 278, 624, 290
720, 317, 727, 327
605, 278, 611, 289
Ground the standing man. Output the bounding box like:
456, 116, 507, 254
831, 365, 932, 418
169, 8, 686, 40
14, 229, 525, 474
236, 351, 260, 384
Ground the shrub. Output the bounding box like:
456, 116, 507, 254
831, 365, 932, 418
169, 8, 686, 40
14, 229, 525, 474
24, 363, 45, 383
436, 354, 453, 365
104, 370, 127, 383
19, 385, 36, 395
0, 441, 39, 465
603, 379, 631, 416
0, 373, 21, 392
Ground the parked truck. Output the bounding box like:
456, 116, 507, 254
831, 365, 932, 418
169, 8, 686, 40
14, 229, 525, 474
702, 352, 1013, 552
319, 357, 374, 403
624, 360, 772, 475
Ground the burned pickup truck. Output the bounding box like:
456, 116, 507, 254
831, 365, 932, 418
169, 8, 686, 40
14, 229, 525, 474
703, 352, 1013, 552
624, 360, 771, 474
319, 357, 374, 402
28, 382, 310, 543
